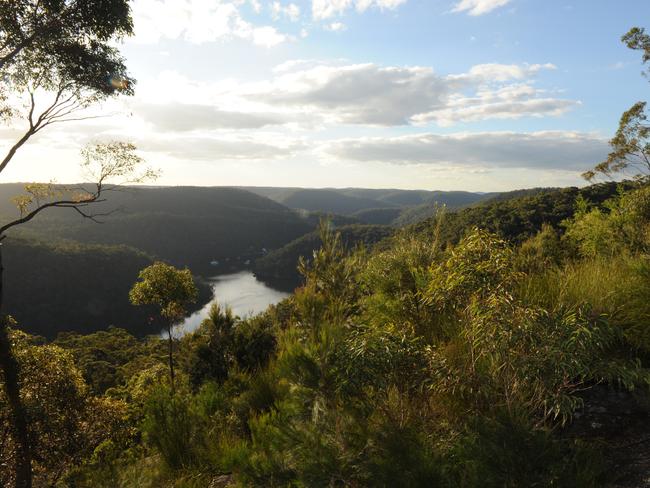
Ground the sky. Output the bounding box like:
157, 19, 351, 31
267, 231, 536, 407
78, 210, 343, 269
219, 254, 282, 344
2, 0, 650, 191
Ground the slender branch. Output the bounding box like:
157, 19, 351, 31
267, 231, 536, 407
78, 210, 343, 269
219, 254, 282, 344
0, 85, 98, 172
27, 92, 36, 129
0, 197, 106, 235
0, 129, 36, 175
37, 113, 109, 130
69, 205, 116, 224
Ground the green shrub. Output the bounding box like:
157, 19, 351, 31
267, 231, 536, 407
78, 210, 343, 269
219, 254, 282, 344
445, 411, 607, 488
232, 316, 277, 372
360, 228, 442, 338
564, 185, 650, 258
142, 386, 201, 470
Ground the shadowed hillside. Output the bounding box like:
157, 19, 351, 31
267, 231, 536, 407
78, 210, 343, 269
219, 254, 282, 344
254, 223, 393, 286
0, 185, 314, 273
2, 237, 211, 338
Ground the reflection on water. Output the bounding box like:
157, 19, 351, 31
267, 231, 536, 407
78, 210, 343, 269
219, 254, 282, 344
177, 271, 291, 335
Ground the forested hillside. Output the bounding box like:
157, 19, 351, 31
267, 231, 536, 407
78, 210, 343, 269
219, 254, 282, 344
252, 182, 627, 286
2, 182, 627, 341
0, 185, 314, 272
4, 181, 650, 487
0, 185, 313, 338
2, 237, 212, 338
415, 181, 630, 244
254, 224, 393, 286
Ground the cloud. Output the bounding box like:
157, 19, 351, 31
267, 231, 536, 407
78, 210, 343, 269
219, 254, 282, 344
249, 0, 262, 13
251, 26, 288, 47
325, 22, 347, 31
324, 131, 608, 171
138, 135, 307, 161
312, 0, 408, 20
271, 2, 301, 21
130, 0, 288, 47
253, 61, 575, 126
458, 63, 557, 82
452, 0, 513, 16
135, 102, 294, 131
255, 63, 451, 125
413, 82, 578, 125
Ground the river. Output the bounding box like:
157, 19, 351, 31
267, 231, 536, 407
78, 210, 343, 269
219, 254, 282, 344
177, 271, 292, 335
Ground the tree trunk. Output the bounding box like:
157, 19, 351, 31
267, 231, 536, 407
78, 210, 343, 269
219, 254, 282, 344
0, 244, 32, 488
168, 323, 175, 394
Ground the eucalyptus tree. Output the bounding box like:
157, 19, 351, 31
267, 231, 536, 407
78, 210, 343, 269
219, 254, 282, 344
0, 2, 139, 486
623, 27, 650, 78
129, 263, 198, 393
582, 101, 650, 181
584, 27, 650, 181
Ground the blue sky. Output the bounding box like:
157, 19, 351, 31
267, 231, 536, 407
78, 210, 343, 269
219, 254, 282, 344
3, 0, 650, 191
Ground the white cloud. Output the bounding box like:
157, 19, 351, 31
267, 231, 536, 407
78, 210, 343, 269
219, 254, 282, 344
138, 134, 307, 160
252, 61, 575, 126
413, 82, 577, 126
452, 0, 512, 16
312, 0, 408, 20
324, 131, 608, 171
126, 62, 572, 129
130, 0, 288, 47
255, 63, 451, 125
325, 21, 347, 31
459, 63, 556, 82
252, 26, 288, 47
271, 2, 301, 21
135, 102, 295, 131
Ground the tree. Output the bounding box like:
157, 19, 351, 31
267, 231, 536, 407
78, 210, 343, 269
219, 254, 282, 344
129, 263, 198, 392
583, 102, 650, 181
0, 0, 133, 75
0, 4, 136, 486
0, 1, 134, 174
622, 27, 650, 78
0, 328, 130, 486
0, 143, 155, 488
583, 27, 650, 181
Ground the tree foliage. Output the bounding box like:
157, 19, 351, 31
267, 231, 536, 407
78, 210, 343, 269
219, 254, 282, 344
583, 102, 650, 181
129, 262, 198, 324
622, 27, 650, 77
129, 262, 197, 390
0, 328, 131, 487
0, 0, 134, 92
583, 26, 650, 181
3, 183, 650, 486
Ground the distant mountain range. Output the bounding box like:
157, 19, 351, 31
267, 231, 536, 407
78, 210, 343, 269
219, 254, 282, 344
241, 186, 494, 225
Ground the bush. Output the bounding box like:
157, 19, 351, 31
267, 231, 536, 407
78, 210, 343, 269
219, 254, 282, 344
564, 185, 650, 258
142, 386, 201, 470
445, 411, 607, 487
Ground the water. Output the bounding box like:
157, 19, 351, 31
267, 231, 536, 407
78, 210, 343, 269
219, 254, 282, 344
177, 271, 291, 335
